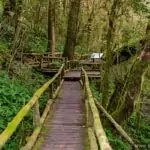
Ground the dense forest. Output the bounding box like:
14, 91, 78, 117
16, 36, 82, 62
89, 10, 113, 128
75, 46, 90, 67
0, 0, 150, 150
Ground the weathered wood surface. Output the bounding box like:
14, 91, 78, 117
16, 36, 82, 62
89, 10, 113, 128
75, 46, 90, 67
41, 68, 60, 73
64, 71, 101, 80
82, 68, 112, 150
38, 81, 85, 150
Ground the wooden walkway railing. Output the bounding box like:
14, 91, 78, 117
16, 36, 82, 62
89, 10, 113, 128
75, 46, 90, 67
81, 68, 112, 150
80, 68, 138, 150
0, 65, 65, 150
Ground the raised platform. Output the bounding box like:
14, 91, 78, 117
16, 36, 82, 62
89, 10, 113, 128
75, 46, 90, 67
63, 71, 101, 81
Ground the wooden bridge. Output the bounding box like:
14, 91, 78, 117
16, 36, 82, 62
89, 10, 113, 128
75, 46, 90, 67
0, 55, 138, 150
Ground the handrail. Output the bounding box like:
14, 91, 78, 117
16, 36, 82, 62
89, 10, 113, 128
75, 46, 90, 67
0, 64, 64, 149
95, 99, 139, 150
81, 68, 112, 150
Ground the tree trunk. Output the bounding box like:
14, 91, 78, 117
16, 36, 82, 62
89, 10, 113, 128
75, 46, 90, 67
34, 0, 43, 32
86, 16, 93, 52
48, 0, 56, 56
11, 0, 22, 52
107, 20, 150, 123
63, 0, 81, 60
7, 0, 23, 72
102, 0, 121, 109
14, 0, 22, 28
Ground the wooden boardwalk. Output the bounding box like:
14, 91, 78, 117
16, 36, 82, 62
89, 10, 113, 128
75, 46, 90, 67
0, 62, 136, 150
64, 71, 101, 80
38, 81, 85, 150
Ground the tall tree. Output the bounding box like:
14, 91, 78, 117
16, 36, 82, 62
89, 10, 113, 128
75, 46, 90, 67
7, 0, 23, 72
34, 0, 43, 31
102, 0, 122, 109
107, 19, 150, 123
48, 0, 56, 56
63, 0, 81, 60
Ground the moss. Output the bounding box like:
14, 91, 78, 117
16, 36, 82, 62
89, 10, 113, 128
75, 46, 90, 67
0, 55, 4, 64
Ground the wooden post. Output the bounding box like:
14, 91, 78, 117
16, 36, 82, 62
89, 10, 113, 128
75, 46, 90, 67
40, 56, 43, 69
83, 77, 87, 103
58, 75, 61, 86
68, 61, 70, 70
81, 69, 86, 101
51, 57, 53, 63
62, 65, 65, 77
64, 57, 67, 70
33, 100, 40, 128
49, 83, 54, 99
60, 67, 63, 83
47, 57, 50, 67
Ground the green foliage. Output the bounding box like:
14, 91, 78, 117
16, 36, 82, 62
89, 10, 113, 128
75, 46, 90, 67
143, 65, 150, 93
90, 78, 115, 103
0, 73, 33, 150
121, 26, 145, 46
0, 42, 8, 52
105, 129, 130, 150
90, 82, 102, 102
0, 68, 47, 149
90, 79, 150, 149
75, 45, 87, 54
0, 25, 15, 47
56, 43, 64, 52
131, 0, 150, 14
125, 115, 150, 149
50, 60, 62, 67
0, 73, 31, 131
24, 35, 47, 52
108, 77, 116, 95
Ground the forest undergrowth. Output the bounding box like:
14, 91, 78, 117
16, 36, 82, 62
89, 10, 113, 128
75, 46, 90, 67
91, 72, 150, 150
0, 62, 48, 150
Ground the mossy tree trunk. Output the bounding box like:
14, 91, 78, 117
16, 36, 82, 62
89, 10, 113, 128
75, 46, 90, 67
7, 0, 23, 72
107, 20, 150, 123
34, 0, 43, 32
48, 0, 56, 56
11, 0, 22, 51
86, 12, 94, 53
63, 0, 81, 60
102, 0, 121, 109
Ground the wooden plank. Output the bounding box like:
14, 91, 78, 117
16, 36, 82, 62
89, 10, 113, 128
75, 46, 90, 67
39, 81, 85, 150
